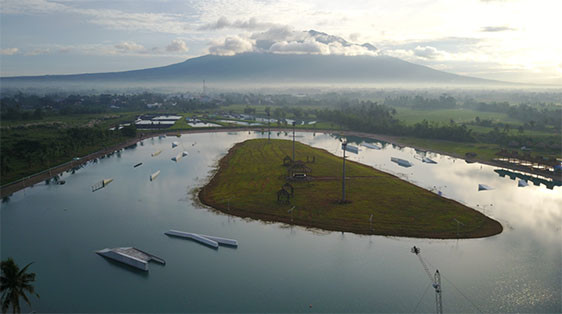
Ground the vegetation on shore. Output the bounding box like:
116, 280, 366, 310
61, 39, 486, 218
1, 258, 39, 313
1, 91, 559, 187
199, 139, 503, 239
0, 123, 137, 185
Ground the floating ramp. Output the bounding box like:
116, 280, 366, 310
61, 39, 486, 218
172, 152, 182, 162
165, 230, 238, 248
151, 150, 162, 157
165, 230, 218, 248
421, 156, 437, 164
362, 142, 382, 150
96, 247, 165, 271
150, 170, 161, 181
91, 178, 113, 192
391, 157, 413, 167
478, 184, 493, 191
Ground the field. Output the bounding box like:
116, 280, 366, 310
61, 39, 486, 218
394, 107, 519, 125
199, 139, 502, 238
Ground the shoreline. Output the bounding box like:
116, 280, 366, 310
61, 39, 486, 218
1, 126, 559, 198
198, 139, 503, 239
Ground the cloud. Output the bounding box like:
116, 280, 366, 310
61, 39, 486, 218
1, 0, 191, 34
166, 39, 189, 52
208, 27, 378, 56
413, 46, 441, 59
481, 26, 516, 32
269, 39, 326, 54
198, 16, 273, 31
25, 48, 51, 56
208, 36, 255, 55
0, 48, 19, 55
114, 41, 145, 53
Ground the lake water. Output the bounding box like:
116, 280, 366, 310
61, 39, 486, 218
1, 131, 560, 313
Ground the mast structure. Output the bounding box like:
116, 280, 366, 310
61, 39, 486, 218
411, 246, 443, 314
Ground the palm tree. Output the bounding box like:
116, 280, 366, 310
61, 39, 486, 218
1, 258, 39, 313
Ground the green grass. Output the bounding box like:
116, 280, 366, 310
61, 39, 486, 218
169, 113, 193, 130
465, 125, 556, 137
397, 137, 501, 161
199, 139, 502, 238
395, 108, 519, 125
1, 112, 141, 129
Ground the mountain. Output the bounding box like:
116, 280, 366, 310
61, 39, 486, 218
1, 53, 499, 86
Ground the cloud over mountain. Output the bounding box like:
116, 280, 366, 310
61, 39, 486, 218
166, 39, 189, 52
207, 23, 378, 57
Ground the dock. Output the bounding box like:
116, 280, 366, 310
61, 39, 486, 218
96, 247, 165, 271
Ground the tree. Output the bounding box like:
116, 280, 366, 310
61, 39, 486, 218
1, 258, 39, 313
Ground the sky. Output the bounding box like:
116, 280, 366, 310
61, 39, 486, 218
1, 0, 561, 84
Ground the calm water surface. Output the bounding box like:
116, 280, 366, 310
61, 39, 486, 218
1, 131, 560, 313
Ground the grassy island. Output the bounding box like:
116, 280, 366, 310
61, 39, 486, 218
199, 139, 502, 239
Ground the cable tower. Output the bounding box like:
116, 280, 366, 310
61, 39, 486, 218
411, 246, 443, 314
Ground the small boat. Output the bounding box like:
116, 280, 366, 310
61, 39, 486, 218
518, 179, 529, 187
391, 157, 413, 167
182, 151, 189, 157
151, 150, 162, 157
172, 141, 179, 148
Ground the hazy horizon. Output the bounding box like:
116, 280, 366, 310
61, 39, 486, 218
1, 0, 562, 85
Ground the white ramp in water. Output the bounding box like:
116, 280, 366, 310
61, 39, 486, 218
422, 157, 437, 164
198, 234, 238, 247
362, 142, 382, 150
150, 170, 160, 181
478, 184, 493, 191
165, 230, 219, 248
172, 152, 182, 162
96, 247, 165, 271
391, 157, 413, 167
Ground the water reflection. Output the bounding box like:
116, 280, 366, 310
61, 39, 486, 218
1, 131, 560, 313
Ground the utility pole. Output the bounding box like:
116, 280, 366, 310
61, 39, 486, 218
268, 111, 271, 142
342, 141, 347, 202
292, 121, 296, 161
